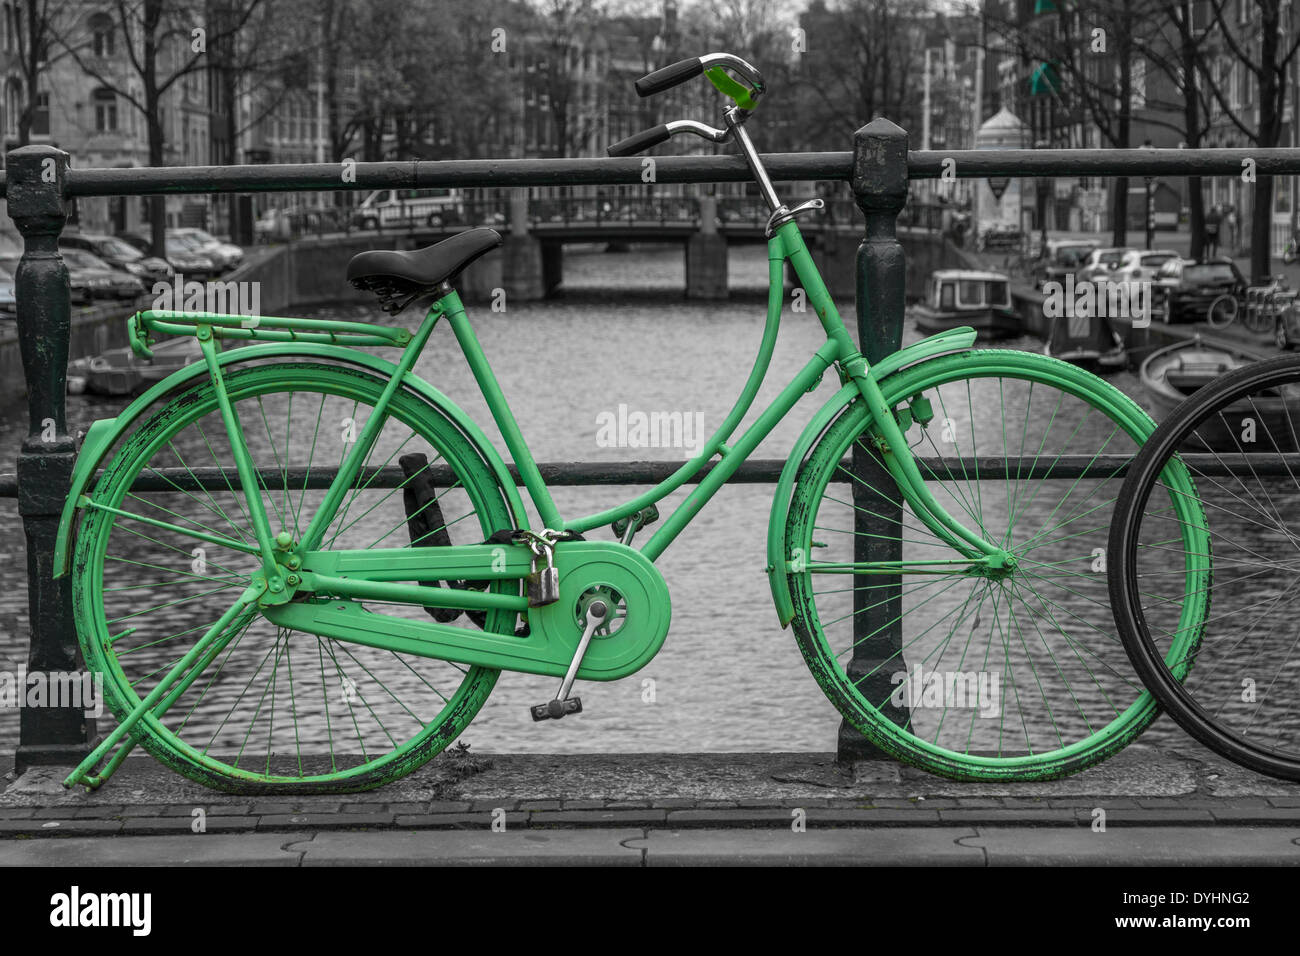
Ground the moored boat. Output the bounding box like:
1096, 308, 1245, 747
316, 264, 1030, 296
913, 269, 1021, 339
1042, 309, 1127, 369
70, 336, 202, 397
1140, 337, 1294, 449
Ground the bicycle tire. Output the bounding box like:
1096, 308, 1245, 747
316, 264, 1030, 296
1206, 294, 1238, 329
785, 349, 1209, 780
1110, 353, 1300, 780
73, 360, 518, 793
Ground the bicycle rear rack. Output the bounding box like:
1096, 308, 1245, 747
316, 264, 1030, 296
129, 309, 413, 359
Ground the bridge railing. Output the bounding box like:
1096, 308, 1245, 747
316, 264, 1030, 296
6, 130, 1300, 771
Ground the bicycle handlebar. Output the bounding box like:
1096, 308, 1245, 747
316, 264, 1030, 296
635, 57, 705, 97
633, 52, 765, 104
608, 125, 672, 157
612, 53, 765, 157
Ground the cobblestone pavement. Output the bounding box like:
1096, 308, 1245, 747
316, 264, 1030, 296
3, 744, 1299, 864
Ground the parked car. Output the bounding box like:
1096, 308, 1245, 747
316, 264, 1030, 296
2, 251, 82, 305
1032, 239, 1097, 289
253, 206, 339, 241
169, 227, 243, 273
0, 257, 15, 317
1114, 248, 1180, 284
351, 188, 464, 230
58, 248, 147, 300
1152, 257, 1247, 324
1077, 247, 1134, 283
1273, 298, 1300, 350
118, 232, 219, 280
61, 231, 173, 283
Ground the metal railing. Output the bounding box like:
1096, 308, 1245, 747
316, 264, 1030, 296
8, 127, 1300, 771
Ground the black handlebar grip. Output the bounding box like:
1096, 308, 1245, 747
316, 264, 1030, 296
634, 57, 704, 97
607, 125, 672, 157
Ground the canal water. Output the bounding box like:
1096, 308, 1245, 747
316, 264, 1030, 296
0, 243, 1198, 759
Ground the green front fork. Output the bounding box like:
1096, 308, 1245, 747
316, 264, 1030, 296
775, 221, 1008, 569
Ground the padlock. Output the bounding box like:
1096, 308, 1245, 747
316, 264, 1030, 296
526, 542, 560, 607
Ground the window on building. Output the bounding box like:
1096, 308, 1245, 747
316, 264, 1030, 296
32, 91, 48, 135
90, 12, 114, 57
93, 87, 118, 131
1130, 58, 1146, 109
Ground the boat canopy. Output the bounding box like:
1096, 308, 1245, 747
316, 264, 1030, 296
930, 271, 1012, 310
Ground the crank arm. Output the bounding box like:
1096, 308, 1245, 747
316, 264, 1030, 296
531, 600, 608, 721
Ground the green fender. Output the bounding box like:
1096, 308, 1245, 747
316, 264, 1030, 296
53, 342, 528, 578
765, 326, 978, 626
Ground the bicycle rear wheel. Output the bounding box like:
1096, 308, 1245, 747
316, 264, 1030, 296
785, 349, 1210, 780
1110, 354, 1300, 780
72, 359, 519, 793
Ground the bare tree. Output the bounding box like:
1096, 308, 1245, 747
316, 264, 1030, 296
1192, 0, 1300, 282
531, 0, 604, 158
59, 0, 266, 255
983, 0, 1166, 246
11, 0, 75, 146
786, 0, 928, 151
1142, 0, 1219, 258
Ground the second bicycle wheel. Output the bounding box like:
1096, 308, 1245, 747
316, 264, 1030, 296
785, 349, 1210, 780
1111, 354, 1300, 780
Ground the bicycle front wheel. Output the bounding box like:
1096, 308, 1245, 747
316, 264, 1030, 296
72, 359, 519, 793
1207, 295, 1238, 329
1110, 354, 1300, 780
785, 349, 1209, 780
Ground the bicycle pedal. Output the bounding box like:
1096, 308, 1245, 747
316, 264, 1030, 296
530, 696, 582, 721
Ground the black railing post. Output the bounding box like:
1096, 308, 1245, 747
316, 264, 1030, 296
839, 118, 910, 764
8, 145, 96, 771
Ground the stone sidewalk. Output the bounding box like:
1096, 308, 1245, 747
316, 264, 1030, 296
3, 744, 1300, 864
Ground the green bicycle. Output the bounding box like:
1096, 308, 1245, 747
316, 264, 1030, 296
59, 53, 1210, 793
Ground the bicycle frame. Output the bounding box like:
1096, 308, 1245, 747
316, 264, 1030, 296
161, 225, 1003, 616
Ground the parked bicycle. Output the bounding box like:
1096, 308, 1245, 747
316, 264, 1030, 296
58, 53, 1210, 793
1110, 354, 1300, 780
1207, 275, 1297, 335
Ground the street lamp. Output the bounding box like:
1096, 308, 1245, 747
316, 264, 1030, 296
1143, 140, 1155, 251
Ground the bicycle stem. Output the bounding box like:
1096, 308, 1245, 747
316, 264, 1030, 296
726, 108, 782, 212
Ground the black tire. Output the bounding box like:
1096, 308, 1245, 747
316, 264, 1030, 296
1109, 354, 1300, 780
